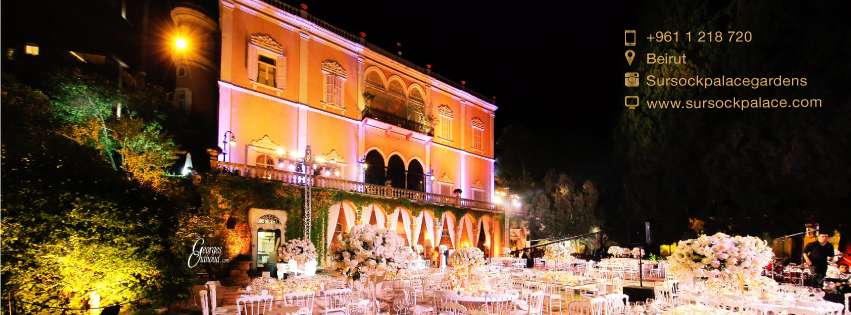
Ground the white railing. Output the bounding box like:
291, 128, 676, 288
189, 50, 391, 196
215, 161, 500, 213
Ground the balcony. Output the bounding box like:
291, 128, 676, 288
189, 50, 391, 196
214, 161, 500, 213
362, 107, 433, 136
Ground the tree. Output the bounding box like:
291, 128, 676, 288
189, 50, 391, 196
48, 70, 179, 190
525, 170, 600, 240
2, 74, 195, 313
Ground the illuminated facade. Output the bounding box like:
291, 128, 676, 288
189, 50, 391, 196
213, 0, 502, 264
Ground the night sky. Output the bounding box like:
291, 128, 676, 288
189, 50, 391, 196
296, 0, 632, 177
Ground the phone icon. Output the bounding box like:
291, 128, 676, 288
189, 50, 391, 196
625, 30, 636, 46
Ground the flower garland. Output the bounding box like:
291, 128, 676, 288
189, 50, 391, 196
277, 238, 317, 264
330, 224, 414, 281
668, 232, 773, 280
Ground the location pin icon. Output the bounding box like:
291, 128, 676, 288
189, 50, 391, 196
625, 49, 636, 66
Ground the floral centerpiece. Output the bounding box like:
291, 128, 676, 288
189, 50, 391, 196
631, 247, 645, 258
444, 247, 486, 289
278, 238, 317, 264
450, 247, 486, 270
544, 242, 575, 263
330, 224, 414, 281
608, 246, 622, 257
669, 233, 773, 282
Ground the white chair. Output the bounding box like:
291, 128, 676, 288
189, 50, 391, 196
566, 301, 591, 315
611, 278, 623, 294
511, 291, 545, 315
541, 284, 563, 315
199, 290, 210, 315
283, 291, 315, 315
589, 297, 605, 315
206, 282, 238, 315
317, 288, 351, 315
604, 293, 628, 315
653, 286, 676, 309
435, 298, 467, 315
236, 295, 273, 315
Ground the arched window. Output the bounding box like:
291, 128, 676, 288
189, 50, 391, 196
408, 88, 425, 122
387, 155, 406, 189
364, 150, 386, 185
258, 214, 280, 225
406, 159, 425, 192
256, 154, 275, 168
365, 71, 384, 90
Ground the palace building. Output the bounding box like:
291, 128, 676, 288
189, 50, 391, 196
177, 0, 506, 270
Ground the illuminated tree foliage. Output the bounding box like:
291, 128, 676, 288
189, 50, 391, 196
49, 70, 178, 191
2, 74, 193, 313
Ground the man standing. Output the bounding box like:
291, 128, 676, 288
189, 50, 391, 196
804, 230, 835, 287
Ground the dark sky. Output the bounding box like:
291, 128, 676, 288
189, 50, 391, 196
295, 0, 635, 179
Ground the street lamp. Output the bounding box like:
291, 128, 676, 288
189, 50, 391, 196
171, 33, 190, 55
222, 131, 236, 163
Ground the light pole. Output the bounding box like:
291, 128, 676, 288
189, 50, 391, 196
303, 145, 313, 241
222, 131, 236, 163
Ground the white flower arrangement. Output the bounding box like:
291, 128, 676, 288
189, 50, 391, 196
544, 242, 575, 263
668, 232, 773, 281
277, 238, 317, 264
330, 224, 414, 281
608, 246, 622, 256
631, 247, 645, 258
450, 247, 486, 270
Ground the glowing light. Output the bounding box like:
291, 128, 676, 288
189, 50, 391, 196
592, 226, 601, 233
173, 37, 189, 52
228, 140, 237, 147
287, 164, 296, 171
363, 164, 369, 170
511, 197, 521, 209
276, 147, 285, 156
334, 170, 340, 177
277, 162, 285, 169
69, 51, 86, 63
315, 156, 326, 164
323, 170, 331, 177
493, 194, 504, 205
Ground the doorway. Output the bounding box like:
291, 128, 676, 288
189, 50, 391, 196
256, 230, 278, 270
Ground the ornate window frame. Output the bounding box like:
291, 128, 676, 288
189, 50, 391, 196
437, 105, 454, 141
321, 60, 347, 111
247, 33, 286, 95
471, 118, 485, 151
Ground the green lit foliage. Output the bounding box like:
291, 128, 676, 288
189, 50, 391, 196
2, 74, 193, 312
48, 70, 178, 190
114, 118, 178, 189
2, 194, 163, 313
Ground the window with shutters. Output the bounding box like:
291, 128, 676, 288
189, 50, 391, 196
255, 154, 275, 168
437, 105, 454, 141
472, 188, 486, 201
247, 33, 286, 91
321, 60, 347, 108
257, 55, 276, 86
471, 118, 485, 150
